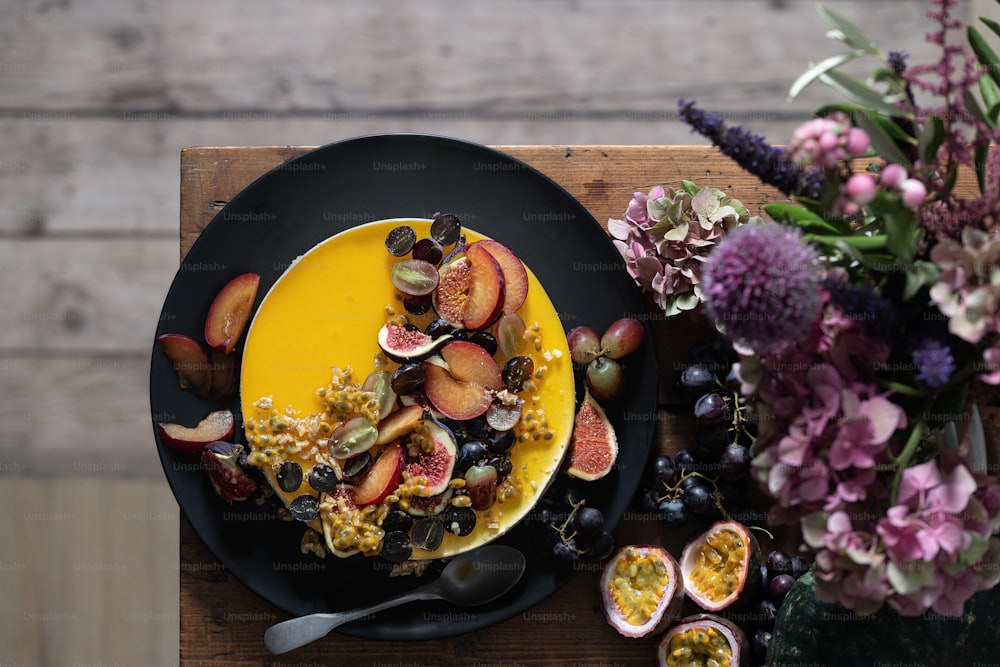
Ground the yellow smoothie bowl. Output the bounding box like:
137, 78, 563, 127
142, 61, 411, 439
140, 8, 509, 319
240, 218, 575, 560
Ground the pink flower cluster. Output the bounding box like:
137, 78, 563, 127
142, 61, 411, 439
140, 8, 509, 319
741, 301, 904, 525
804, 452, 1000, 616
788, 112, 870, 169
929, 227, 1000, 383
609, 184, 751, 316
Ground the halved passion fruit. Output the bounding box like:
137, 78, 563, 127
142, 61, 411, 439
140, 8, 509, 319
600, 545, 684, 638
679, 521, 761, 612
656, 614, 748, 667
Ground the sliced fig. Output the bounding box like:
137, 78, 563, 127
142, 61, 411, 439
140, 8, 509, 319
680, 521, 761, 613
433, 252, 472, 327
405, 488, 454, 516
600, 545, 684, 638
656, 614, 748, 667
565, 390, 618, 481
376, 323, 452, 363
404, 418, 458, 497
201, 441, 257, 503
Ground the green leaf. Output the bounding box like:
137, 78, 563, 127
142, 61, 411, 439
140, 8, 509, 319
902, 261, 941, 301
968, 26, 1000, 88
980, 73, 1000, 112
964, 87, 993, 129
789, 51, 865, 100
981, 16, 1000, 42
975, 143, 990, 193
817, 5, 878, 54
856, 112, 913, 168
819, 70, 911, 119
918, 115, 946, 168
882, 209, 917, 263
764, 203, 843, 233
680, 180, 700, 197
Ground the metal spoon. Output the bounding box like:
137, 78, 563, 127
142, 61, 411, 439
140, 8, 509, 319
263, 544, 527, 654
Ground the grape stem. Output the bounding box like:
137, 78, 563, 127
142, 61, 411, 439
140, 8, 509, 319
550, 498, 588, 554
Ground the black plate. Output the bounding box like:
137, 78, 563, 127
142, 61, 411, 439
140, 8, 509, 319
150, 134, 657, 640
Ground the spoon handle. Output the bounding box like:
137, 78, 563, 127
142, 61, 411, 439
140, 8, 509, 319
264, 587, 442, 654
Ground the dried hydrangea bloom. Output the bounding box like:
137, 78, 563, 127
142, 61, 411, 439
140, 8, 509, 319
929, 227, 1000, 345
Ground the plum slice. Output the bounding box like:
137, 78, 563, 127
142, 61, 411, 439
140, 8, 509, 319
204, 272, 260, 354
157, 409, 235, 457
352, 442, 405, 507
468, 239, 529, 315
155, 333, 212, 397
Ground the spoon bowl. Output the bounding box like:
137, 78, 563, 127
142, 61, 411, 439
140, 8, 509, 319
264, 544, 526, 654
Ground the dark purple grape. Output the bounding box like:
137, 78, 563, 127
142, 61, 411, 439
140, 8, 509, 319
573, 507, 605, 538
402, 294, 431, 315
382, 509, 413, 533
289, 494, 320, 521
766, 551, 793, 576
488, 453, 512, 483
635, 486, 659, 513
441, 506, 477, 536
276, 461, 303, 493
424, 319, 457, 339
674, 449, 698, 474
466, 416, 491, 440
759, 564, 770, 591
694, 393, 729, 426
658, 499, 687, 527
440, 418, 468, 445
758, 599, 778, 624
693, 425, 729, 460
412, 237, 444, 265
502, 356, 535, 393
586, 532, 615, 560
456, 441, 489, 472
485, 428, 515, 454
724, 366, 741, 392
307, 464, 339, 493
468, 331, 498, 355
679, 363, 718, 398
380, 530, 413, 563
410, 517, 444, 551
790, 554, 810, 579
391, 363, 425, 395
385, 225, 417, 256
562, 486, 585, 510
769, 574, 796, 603
752, 630, 772, 663
585, 356, 625, 401
720, 444, 751, 481
341, 452, 372, 482
552, 539, 581, 563
430, 213, 461, 246
650, 454, 676, 484
681, 481, 714, 514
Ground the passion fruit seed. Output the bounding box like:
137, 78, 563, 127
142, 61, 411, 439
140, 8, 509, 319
390, 258, 440, 297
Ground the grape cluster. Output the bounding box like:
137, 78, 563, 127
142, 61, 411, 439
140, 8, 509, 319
566, 318, 644, 402
750, 549, 811, 664
384, 213, 463, 315
634, 338, 758, 530
529, 486, 614, 563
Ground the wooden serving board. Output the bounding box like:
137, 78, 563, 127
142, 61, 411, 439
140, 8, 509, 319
177, 145, 996, 665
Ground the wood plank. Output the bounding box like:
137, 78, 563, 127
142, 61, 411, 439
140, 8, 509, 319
1, 117, 807, 234
0, 479, 178, 666
0, 0, 951, 114
0, 237, 178, 352
0, 357, 165, 476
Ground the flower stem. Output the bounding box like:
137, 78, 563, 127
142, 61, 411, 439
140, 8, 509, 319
888, 402, 933, 503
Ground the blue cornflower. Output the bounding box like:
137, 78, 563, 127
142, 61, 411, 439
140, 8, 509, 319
677, 99, 824, 200
912, 339, 955, 389
887, 50, 909, 74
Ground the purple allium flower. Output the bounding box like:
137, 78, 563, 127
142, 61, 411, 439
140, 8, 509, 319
677, 100, 824, 200
702, 223, 823, 353
912, 339, 955, 389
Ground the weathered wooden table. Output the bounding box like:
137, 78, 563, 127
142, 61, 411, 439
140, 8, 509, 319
177, 144, 990, 665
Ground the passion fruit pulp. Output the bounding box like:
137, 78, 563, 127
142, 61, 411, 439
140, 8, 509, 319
600, 545, 684, 638
657, 613, 748, 667
679, 521, 761, 612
